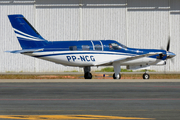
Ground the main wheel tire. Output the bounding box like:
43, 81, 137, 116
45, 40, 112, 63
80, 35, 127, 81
84, 72, 92, 79
143, 73, 150, 79
113, 73, 121, 79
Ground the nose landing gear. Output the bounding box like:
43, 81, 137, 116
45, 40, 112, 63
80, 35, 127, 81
113, 62, 121, 79
143, 70, 150, 79
113, 73, 121, 79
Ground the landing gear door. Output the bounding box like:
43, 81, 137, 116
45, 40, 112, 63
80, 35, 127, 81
92, 41, 103, 51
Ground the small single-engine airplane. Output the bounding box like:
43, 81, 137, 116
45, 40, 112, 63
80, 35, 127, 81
7, 14, 176, 79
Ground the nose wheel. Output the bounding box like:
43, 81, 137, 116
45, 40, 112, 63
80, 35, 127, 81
113, 73, 121, 79
143, 73, 150, 79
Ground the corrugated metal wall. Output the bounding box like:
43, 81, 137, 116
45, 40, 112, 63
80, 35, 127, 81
35, 0, 81, 72
169, 0, 180, 72
0, 0, 180, 72
0, 2, 36, 72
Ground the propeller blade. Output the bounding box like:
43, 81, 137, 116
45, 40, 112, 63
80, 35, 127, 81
166, 37, 170, 51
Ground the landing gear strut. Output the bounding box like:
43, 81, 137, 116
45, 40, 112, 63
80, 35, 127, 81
84, 66, 92, 79
143, 70, 150, 79
113, 62, 121, 79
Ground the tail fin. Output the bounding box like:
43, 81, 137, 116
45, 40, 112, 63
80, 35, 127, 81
8, 14, 48, 49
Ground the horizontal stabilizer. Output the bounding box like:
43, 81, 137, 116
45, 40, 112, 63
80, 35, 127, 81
5, 49, 43, 54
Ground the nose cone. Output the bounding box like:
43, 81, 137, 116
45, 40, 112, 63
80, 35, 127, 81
167, 52, 176, 59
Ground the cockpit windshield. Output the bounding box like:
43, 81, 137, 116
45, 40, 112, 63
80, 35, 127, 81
109, 43, 121, 50
109, 42, 127, 50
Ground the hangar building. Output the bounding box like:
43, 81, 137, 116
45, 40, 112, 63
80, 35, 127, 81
0, 0, 180, 72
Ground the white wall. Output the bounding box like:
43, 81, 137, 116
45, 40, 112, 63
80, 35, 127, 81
0, 0, 180, 72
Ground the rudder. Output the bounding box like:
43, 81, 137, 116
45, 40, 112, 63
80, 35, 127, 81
8, 14, 48, 49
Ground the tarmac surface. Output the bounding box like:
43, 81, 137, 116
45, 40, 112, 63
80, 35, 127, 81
0, 79, 180, 120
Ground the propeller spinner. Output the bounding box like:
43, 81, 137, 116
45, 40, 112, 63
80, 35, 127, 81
166, 37, 176, 59
158, 37, 175, 60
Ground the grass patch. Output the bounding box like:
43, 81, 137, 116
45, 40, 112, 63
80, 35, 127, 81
95, 67, 114, 72
64, 70, 78, 72
95, 67, 132, 72
121, 69, 133, 72
136, 69, 156, 72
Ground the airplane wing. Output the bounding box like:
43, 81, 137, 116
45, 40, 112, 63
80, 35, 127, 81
5, 48, 44, 54
94, 52, 162, 66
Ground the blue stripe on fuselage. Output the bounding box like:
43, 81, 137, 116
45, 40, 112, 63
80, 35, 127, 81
25, 40, 166, 60
32, 52, 135, 58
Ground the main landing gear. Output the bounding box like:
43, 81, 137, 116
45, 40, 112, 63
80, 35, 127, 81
83, 65, 122, 79
84, 66, 92, 79
143, 70, 150, 79
83, 66, 150, 80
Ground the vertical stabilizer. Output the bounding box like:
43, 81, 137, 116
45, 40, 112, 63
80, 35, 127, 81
8, 14, 48, 49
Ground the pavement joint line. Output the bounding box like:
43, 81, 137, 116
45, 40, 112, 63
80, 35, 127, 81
0, 98, 180, 101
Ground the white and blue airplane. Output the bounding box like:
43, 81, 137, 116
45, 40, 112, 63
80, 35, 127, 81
7, 14, 176, 79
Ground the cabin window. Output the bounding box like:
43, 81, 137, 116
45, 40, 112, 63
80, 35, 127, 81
69, 46, 77, 51
82, 45, 90, 51
94, 44, 102, 51
109, 43, 121, 50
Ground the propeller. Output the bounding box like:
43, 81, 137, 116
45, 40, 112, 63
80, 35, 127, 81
166, 37, 170, 52
162, 37, 175, 73
159, 37, 175, 60
165, 37, 176, 64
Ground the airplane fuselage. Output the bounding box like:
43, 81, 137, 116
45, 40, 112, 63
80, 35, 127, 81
24, 40, 167, 67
